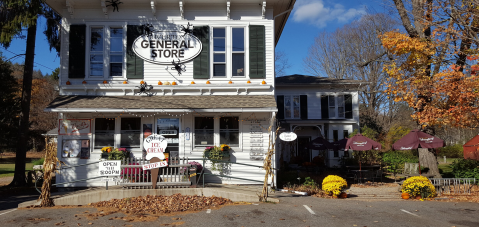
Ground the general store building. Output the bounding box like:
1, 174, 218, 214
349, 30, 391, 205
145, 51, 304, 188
44, 0, 295, 187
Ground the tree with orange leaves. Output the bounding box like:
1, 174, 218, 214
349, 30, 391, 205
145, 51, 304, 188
383, 0, 479, 130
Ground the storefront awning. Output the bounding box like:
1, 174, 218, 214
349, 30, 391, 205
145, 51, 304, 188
45, 95, 278, 113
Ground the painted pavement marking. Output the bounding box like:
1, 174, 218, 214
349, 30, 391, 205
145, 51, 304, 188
400, 209, 420, 217
0, 209, 16, 216
303, 205, 316, 215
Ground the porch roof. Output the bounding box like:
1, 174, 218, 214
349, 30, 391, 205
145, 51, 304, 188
45, 95, 277, 112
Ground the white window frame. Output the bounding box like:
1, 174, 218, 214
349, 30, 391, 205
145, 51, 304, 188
209, 25, 248, 80
92, 117, 142, 153
327, 95, 346, 119
284, 95, 301, 119
193, 115, 241, 150
85, 22, 127, 80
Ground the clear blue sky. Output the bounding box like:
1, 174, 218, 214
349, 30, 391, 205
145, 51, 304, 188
0, 0, 388, 76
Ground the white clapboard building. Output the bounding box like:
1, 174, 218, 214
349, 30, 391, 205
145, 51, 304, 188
275, 75, 362, 168
44, 0, 295, 187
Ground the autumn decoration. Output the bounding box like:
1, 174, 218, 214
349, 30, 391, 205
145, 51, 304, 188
103, 80, 108, 84
191, 81, 195, 84
123, 81, 128, 84
140, 80, 145, 84
172, 81, 177, 85
158, 81, 162, 85
228, 80, 233, 84
206, 80, 211, 84
66, 81, 71, 85
82, 80, 87, 84
247, 80, 251, 84
322, 175, 347, 197
401, 176, 436, 199
261, 80, 266, 84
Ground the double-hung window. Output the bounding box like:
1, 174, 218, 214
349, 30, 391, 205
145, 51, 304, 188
194, 117, 215, 147
220, 117, 239, 146
284, 95, 300, 119
194, 116, 239, 148
120, 118, 141, 148
88, 26, 125, 78
212, 26, 246, 78
327, 95, 346, 118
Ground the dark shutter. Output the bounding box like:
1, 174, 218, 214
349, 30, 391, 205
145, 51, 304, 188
345, 94, 353, 119
276, 95, 284, 119
249, 25, 265, 79
68, 25, 86, 79
300, 95, 308, 120
193, 26, 210, 79
321, 95, 329, 119
126, 25, 144, 79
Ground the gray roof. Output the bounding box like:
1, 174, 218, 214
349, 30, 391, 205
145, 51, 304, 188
46, 95, 277, 110
275, 74, 363, 85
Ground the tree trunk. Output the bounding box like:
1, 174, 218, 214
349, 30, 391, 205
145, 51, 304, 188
418, 148, 441, 178
10, 20, 37, 187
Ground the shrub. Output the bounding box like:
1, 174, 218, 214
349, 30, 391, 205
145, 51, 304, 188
401, 176, 436, 198
382, 151, 418, 173
451, 159, 479, 184
32, 158, 44, 165
438, 144, 463, 158
303, 177, 315, 187
322, 175, 347, 196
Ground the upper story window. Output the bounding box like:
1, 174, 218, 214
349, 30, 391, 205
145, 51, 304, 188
211, 26, 246, 79
284, 95, 300, 119
328, 95, 346, 119
88, 26, 125, 79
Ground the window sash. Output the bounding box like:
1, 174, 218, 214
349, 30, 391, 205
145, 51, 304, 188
88, 26, 125, 79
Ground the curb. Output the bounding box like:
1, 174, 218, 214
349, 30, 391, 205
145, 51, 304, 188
18, 188, 279, 208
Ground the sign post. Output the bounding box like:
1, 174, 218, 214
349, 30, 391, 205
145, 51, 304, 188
143, 134, 169, 189
99, 160, 121, 190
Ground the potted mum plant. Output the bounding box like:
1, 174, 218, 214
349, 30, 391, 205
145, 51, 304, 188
203, 144, 230, 170
401, 176, 436, 199
101, 147, 113, 159
322, 175, 348, 198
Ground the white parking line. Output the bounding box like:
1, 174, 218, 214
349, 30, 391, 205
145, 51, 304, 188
206, 209, 211, 214
303, 205, 316, 215
0, 209, 17, 216
400, 209, 419, 217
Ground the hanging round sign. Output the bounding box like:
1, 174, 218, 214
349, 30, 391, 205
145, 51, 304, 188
143, 134, 168, 160
279, 132, 297, 142
133, 31, 202, 65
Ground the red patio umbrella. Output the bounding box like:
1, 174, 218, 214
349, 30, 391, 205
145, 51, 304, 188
392, 129, 445, 174
345, 134, 382, 173
308, 136, 333, 150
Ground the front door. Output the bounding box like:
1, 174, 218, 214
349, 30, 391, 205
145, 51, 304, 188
297, 137, 311, 163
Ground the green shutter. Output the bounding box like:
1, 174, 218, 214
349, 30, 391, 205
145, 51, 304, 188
68, 25, 86, 79
249, 25, 265, 79
193, 26, 210, 79
127, 25, 144, 79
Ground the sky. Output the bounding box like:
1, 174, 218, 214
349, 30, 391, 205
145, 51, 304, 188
0, 0, 389, 77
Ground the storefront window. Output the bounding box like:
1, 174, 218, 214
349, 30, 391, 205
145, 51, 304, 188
157, 118, 179, 160
194, 117, 214, 147
120, 118, 141, 148
220, 117, 239, 146
94, 118, 115, 148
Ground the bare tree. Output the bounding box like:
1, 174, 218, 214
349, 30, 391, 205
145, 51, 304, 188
275, 50, 290, 77
303, 13, 401, 133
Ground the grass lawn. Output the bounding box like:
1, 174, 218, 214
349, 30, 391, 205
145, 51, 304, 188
438, 163, 454, 178
0, 163, 35, 178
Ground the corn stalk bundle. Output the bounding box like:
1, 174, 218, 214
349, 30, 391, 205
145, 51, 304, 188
38, 138, 63, 207
259, 115, 279, 202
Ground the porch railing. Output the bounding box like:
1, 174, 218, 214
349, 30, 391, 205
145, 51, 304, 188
430, 178, 476, 195
119, 157, 197, 189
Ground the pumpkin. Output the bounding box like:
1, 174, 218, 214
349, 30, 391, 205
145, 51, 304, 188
261, 80, 266, 84
415, 195, 421, 200
123, 81, 128, 84
228, 80, 233, 84
158, 81, 163, 85
172, 81, 177, 85
206, 81, 211, 84
82, 80, 87, 84
140, 80, 145, 84
191, 81, 195, 84
247, 80, 251, 84
103, 80, 108, 84
66, 81, 71, 85
401, 192, 410, 200
339, 192, 348, 198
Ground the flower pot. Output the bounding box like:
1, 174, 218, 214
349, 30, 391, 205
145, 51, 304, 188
401, 193, 410, 200
332, 195, 338, 199
339, 192, 348, 198
415, 195, 421, 200
101, 153, 109, 159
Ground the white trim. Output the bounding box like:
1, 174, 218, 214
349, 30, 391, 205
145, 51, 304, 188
45, 108, 278, 113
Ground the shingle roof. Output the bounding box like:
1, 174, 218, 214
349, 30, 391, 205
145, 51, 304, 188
275, 74, 363, 85
45, 95, 277, 110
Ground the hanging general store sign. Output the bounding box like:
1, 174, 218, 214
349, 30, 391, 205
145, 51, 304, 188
279, 132, 297, 142
133, 31, 202, 65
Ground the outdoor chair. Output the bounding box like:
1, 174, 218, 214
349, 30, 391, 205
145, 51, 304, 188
397, 162, 419, 178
